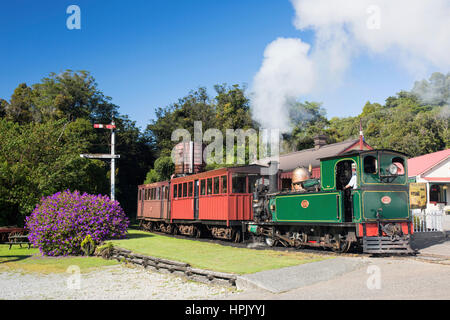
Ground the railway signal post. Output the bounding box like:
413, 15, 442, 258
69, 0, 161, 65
80, 121, 120, 201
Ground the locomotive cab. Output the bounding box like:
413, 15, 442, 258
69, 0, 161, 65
321, 150, 413, 253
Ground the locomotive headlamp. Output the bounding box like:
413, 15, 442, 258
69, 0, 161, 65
388, 163, 398, 175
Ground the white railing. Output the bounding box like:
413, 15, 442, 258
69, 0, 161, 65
412, 209, 444, 232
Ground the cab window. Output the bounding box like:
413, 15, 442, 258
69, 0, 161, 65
364, 155, 377, 174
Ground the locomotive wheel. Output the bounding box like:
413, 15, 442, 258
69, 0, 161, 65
265, 237, 276, 247
332, 240, 351, 253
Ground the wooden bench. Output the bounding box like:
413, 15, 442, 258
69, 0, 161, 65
7, 235, 31, 250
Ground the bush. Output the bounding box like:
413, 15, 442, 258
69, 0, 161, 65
25, 190, 129, 256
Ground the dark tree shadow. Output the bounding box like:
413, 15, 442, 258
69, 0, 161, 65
121, 232, 154, 240
0, 254, 33, 264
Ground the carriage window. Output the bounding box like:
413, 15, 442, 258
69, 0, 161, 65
364, 156, 377, 174
173, 184, 178, 198
183, 182, 187, 197
146, 189, 150, 200
188, 182, 193, 197
157, 187, 161, 200
138, 189, 141, 200
207, 178, 212, 195
152, 188, 156, 200
165, 186, 169, 199
214, 177, 220, 194
232, 174, 247, 193
222, 176, 227, 194
200, 180, 206, 195
161, 187, 164, 200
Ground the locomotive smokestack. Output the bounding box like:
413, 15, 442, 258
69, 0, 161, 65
268, 161, 279, 193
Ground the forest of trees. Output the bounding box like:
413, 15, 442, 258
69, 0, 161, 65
0, 70, 448, 226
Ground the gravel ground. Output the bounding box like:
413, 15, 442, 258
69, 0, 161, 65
0, 264, 238, 300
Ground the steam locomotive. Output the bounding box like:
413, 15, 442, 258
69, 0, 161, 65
137, 149, 413, 254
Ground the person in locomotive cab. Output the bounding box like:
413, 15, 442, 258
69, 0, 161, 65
344, 163, 358, 190
291, 167, 310, 192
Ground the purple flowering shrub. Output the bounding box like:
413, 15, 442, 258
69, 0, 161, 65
25, 190, 129, 256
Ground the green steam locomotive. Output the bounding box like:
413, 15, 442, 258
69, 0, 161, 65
248, 149, 414, 254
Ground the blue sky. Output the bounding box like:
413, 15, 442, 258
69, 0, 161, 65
0, 0, 417, 129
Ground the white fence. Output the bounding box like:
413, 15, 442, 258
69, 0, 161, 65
412, 209, 444, 232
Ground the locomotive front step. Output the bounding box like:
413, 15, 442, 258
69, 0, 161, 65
363, 236, 414, 254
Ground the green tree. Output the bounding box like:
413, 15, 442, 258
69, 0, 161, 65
0, 118, 108, 225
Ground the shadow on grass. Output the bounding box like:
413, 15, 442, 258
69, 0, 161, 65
122, 232, 154, 240
0, 254, 32, 264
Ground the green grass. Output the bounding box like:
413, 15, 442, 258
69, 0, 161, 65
0, 244, 118, 274
111, 229, 329, 274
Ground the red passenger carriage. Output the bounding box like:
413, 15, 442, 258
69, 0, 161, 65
137, 165, 267, 241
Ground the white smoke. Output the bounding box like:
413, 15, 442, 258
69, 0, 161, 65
252, 38, 316, 131
251, 0, 450, 131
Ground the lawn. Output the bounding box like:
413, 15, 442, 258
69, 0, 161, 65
0, 244, 118, 274
110, 229, 329, 274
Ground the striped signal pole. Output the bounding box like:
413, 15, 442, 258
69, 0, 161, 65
110, 121, 116, 201
81, 120, 120, 201
359, 118, 364, 150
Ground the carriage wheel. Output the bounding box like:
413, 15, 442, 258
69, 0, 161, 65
233, 230, 241, 243
195, 226, 201, 238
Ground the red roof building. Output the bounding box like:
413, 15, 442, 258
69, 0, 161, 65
408, 149, 450, 211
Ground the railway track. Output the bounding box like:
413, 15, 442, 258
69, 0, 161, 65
132, 227, 376, 258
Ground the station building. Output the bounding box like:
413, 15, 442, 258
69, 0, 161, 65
408, 149, 450, 213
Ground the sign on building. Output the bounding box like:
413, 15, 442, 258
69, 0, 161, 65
409, 183, 427, 209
